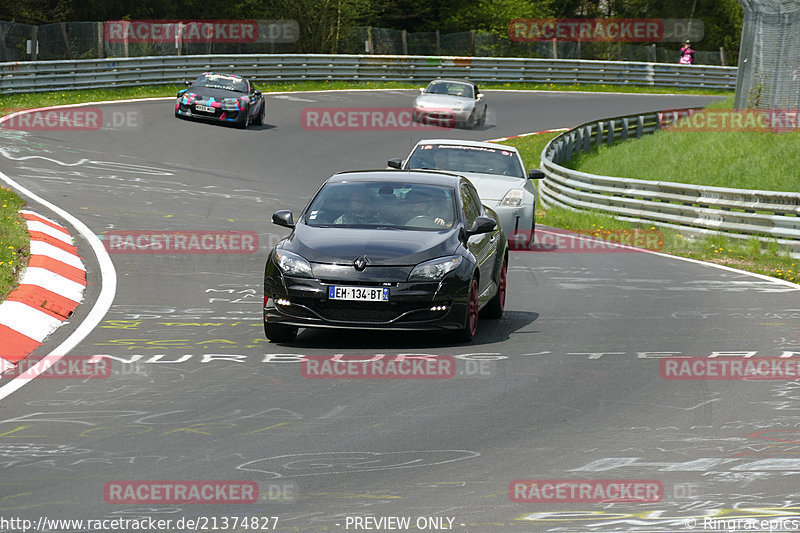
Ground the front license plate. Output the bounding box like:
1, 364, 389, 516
329, 286, 389, 302
195, 104, 215, 113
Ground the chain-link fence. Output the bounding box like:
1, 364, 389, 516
0, 20, 729, 65
0, 20, 300, 61
735, 0, 800, 108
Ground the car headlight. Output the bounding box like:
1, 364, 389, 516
221, 99, 241, 111
274, 249, 312, 278
500, 189, 525, 207
408, 256, 463, 281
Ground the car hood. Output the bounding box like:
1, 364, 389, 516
182, 87, 248, 102
284, 224, 461, 266
415, 94, 474, 108
454, 172, 527, 201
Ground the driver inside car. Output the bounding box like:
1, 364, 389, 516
405, 189, 451, 228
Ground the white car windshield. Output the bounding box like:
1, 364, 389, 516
406, 144, 524, 178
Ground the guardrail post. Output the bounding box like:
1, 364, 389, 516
582, 125, 592, 153
595, 121, 604, 145
621, 117, 629, 142
564, 132, 574, 162
607, 120, 615, 147
636, 115, 644, 138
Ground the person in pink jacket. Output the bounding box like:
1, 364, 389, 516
679, 40, 695, 65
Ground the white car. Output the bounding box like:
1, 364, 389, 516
413, 79, 487, 129
389, 139, 543, 245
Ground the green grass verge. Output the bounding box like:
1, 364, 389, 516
568, 94, 800, 192
496, 127, 799, 285
0, 186, 28, 299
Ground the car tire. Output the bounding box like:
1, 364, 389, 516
478, 106, 487, 126
253, 102, 265, 125
454, 277, 480, 342
464, 112, 475, 130
264, 321, 298, 342
483, 258, 506, 319
236, 107, 250, 129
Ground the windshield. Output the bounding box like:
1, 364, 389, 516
193, 74, 249, 93
406, 143, 524, 178
425, 81, 474, 98
304, 182, 456, 230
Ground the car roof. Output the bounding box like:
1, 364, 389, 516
329, 170, 466, 187
413, 139, 520, 153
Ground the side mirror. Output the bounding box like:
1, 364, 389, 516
387, 158, 403, 169
184, 80, 192, 87
476, 93, 483, 100
418, 87, 425, 94
528, 169, 545, 180
253, 89, 261, 96
272, 210, 295, 228
466, 216, 496, 237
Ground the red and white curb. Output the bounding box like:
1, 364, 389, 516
0, 210, 86, 369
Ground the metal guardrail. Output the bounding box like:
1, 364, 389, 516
0, 54, 737, 94
539, 110, 800, 251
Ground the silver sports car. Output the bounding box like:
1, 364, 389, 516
413, 79, 487, 129
389, 139, 544, 247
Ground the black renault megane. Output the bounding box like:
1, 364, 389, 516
263, 170, 509, 343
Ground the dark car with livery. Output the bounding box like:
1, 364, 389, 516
175, 72, 265, 129
263, 170, 509, 343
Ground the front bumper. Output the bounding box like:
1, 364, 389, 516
413, 107, 470, 126
176, 103, 245, 124
264, 270, 470, 331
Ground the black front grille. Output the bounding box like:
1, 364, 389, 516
320, 305, 402, 323
297, 300, 434, 324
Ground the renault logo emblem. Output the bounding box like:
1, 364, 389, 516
354, 256, 368, 271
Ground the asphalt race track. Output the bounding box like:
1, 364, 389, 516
1, 89, 799, 532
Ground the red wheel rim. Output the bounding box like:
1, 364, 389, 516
468, 280, 479, 336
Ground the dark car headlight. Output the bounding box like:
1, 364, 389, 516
274, 250, 313, 278
221, 98, 241, 111
408, 255, 463, 281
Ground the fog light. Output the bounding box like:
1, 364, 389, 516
430, 305, 447, 311
276, 298, 291, 306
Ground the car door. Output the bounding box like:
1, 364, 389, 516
460, 181, 496, 301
